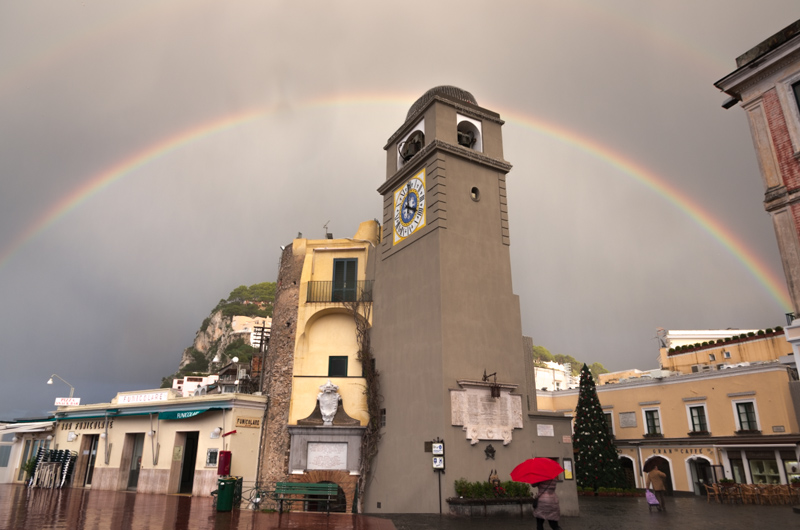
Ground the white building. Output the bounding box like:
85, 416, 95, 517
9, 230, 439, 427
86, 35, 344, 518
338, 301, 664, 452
533, 361, 577, 391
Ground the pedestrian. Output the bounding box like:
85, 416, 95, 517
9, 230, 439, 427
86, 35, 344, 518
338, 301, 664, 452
533, 479, 561, 530
646, 467, 668, 512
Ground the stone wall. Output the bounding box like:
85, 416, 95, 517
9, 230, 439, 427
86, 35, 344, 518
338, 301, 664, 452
258, 244, 303, 487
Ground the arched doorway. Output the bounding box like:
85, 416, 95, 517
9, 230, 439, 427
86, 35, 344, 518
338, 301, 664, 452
307, 481, 346, 513
619, 456, 637, 489
687, 456, 714, 495
643, 456, 673, 494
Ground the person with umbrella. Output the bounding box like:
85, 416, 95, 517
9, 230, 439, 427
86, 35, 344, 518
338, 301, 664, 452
511, 458, 564, 530
644, 457, 668, 512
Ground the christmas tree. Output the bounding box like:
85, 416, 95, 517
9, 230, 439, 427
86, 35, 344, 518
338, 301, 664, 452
573, 364, 626, 490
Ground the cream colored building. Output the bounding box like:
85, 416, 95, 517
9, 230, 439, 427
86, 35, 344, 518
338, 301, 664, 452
538, 362, 800, 494
51, 389, 266, 498
231, 315, 272, 348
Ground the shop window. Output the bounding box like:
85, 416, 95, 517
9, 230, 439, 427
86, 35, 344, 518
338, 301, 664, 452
328, 356, 348, 377
0, 445, 10, 467
750, 459, 780, 484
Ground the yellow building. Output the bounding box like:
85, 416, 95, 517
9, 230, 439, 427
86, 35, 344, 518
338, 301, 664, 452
51, 389, 266, 498
659, 328, 792, 374
538, 362, 800, 494
258, 220, 379, 512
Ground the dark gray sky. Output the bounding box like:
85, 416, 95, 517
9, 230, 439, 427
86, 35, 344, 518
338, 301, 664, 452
2, 1, 799, 419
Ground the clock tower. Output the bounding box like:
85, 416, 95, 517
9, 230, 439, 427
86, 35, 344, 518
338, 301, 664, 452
366, 87, 575, 514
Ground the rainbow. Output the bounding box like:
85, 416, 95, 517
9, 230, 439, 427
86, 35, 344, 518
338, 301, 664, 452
498, 107, 792, 312
0, 108, 266, 270
0, 95, 791, 312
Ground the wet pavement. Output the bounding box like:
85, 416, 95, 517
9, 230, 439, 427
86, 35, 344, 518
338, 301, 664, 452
1, 484, 797, 529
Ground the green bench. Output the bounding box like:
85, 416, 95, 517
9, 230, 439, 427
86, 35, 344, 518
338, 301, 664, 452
271, 482, 340, 514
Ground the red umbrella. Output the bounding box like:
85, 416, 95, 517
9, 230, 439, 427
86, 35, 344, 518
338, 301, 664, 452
510, 458, 564, 484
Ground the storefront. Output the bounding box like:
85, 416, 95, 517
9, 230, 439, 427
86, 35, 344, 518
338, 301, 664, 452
0, 420, 55, 484
51, 389, 266, 496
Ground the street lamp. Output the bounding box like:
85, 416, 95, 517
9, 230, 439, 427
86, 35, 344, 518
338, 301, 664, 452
47, 374, 74, 398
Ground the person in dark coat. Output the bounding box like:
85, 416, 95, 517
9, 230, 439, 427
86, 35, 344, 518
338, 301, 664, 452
533, 479, 561, 530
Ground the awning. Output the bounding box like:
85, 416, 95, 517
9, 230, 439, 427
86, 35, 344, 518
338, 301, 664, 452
0, 421, 54, 434
158, 408, 217, 420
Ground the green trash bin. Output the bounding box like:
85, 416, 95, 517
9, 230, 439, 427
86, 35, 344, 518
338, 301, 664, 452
216, 477, 242, 512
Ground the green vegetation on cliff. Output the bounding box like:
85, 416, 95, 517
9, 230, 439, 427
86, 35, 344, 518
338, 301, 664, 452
531, 344, 608, 381
160, 282, 275, 388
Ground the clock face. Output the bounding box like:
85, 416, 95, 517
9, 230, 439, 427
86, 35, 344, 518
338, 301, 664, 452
393, 168, 426, 245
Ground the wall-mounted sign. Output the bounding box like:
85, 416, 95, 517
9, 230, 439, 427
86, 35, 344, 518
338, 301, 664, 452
563, 459, 573, 480
432, 442, 444, 456
119, 392, 168, 404
54, 397, 80, 406
433, 456, 445, 470
537, 424, 554, 437
235, 417, 261, 429
562, 435, 572, 444
619, 412, 637, 428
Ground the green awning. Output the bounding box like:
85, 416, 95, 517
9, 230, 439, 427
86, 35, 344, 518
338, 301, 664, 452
158, 408, 214, 420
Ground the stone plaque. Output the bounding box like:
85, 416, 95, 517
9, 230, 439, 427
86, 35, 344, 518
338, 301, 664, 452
307, 442, 347, 470
537, 424, 554, 437
451, 384, 523, 445
619, 412, 637, 428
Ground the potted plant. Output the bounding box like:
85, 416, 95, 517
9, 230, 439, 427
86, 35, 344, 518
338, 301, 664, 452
22, 457, 37, 483
719, 478, 734, 484
790, 477, 800, 488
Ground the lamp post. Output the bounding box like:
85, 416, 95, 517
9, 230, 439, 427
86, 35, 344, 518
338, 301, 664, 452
47, 374, 74, 398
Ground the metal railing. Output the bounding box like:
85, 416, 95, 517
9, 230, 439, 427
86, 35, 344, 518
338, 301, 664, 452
306, 281, 374, 303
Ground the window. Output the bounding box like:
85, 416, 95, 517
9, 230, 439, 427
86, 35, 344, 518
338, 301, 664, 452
0, 445, 10, 467
644, 409, 661, 435
723, 351, 731, 359
794, 81, 800, 112
709, 353, 716, 361
206, 448, 219, 467
328, 356, 348, 377
604, 412, 614, 436
380, 408, 386, 427
688, 405, 708, 432
332, 259, 357, 302
735, 401, 758, 431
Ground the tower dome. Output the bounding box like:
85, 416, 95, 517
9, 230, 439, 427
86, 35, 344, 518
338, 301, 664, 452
406, 86, 477, 120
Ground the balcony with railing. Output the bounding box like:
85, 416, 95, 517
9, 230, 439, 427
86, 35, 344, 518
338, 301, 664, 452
306, 280, 374, 303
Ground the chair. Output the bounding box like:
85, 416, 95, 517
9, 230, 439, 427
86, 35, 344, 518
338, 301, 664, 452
703, 483, 721, 503
720, 483, 742, 504
739, 484, 760, 505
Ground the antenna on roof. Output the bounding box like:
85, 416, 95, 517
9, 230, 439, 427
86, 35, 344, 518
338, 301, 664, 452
324, 220, 332, 239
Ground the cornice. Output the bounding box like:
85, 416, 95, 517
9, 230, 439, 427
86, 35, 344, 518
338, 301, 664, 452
377, 139, 512, 196
716, 46, 800, 98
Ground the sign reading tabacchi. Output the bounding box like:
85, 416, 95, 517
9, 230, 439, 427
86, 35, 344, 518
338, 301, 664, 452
235, 417, 261, 429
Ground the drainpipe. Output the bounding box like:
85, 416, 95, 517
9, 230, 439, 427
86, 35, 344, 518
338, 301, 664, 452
103, 412, 111, 465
